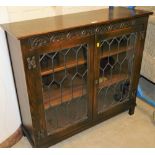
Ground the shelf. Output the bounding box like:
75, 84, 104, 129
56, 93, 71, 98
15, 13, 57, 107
41, 58, 86, 76
99, 74, 128, 89
100, 45, 133, 59
41, 45, 133, 77
43, 73, 128, 110
97, 74, 129, 114
44, 84, 86, 109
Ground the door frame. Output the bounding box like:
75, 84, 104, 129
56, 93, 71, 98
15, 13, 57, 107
24, 35, 95, 145
93, 27, 143, 121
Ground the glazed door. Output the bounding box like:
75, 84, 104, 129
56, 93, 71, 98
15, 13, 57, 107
94, 30, 138, 118
34, 36, 94, 136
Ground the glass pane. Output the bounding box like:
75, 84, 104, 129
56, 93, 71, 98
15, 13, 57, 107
39, 44, 88, 135
98, 33, 137, 113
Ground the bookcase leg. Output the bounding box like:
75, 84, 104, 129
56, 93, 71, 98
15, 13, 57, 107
21, 126, 26, 137
128, 104, 136, 115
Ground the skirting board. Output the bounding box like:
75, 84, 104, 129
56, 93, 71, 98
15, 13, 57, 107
0, 126, 23, 148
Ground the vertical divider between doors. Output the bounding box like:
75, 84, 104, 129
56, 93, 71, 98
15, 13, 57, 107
93, 34, 102, 120
87, 36, 95, 122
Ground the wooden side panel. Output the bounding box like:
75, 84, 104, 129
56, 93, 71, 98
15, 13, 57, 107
128, 17, 149, 114
21, 39, 47, 147
6, 33, 34, 143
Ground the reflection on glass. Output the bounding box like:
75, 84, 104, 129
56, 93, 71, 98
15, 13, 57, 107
97, 33, 137, 113
40, 44, 89, 135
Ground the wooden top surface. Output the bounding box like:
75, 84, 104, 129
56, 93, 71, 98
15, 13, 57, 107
1, 7, 153, 39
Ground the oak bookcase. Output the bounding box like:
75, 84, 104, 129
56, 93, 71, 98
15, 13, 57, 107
1, 7, 152, 147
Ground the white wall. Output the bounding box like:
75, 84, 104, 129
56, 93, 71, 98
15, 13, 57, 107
0, 28, 21, 143
0, 6, 106, 143
0, 7, 21, 143
5, 6, 106, 22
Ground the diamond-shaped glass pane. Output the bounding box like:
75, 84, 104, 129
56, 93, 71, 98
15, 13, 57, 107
98, 32, 137, 114
39, 44, 88, 135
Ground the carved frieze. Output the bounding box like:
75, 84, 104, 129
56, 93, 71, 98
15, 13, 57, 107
28, 19, 139, 49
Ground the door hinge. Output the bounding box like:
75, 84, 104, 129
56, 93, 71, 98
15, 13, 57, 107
27, 56, 36, 70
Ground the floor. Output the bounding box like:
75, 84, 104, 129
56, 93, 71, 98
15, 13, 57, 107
12, 98, 155, 148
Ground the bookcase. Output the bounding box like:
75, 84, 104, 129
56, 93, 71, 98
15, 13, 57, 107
1, 7, 152, 147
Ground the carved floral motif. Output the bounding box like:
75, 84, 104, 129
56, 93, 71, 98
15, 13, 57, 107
28, 19, 141, 48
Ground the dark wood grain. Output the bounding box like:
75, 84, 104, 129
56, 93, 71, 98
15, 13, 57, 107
128, 19, 149, 115
1, 7, 153, 39
2, 7, 152, 147
21, 44, 48, 145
